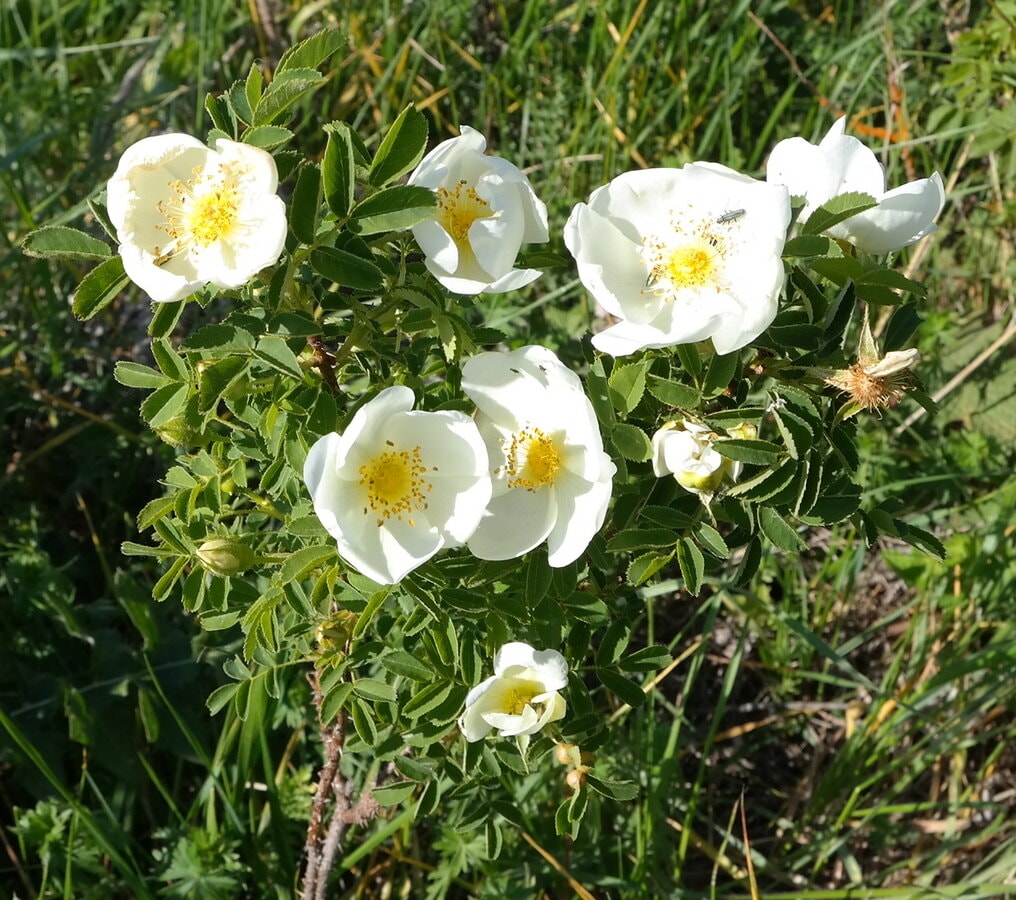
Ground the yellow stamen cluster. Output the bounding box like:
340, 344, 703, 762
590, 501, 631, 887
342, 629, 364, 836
504, 680, 543, 715
644, 225, 726, 297
437, 179, 492, 243
358, 442, 432, 526
503, 426, 562, 491
154, 169, 240, 264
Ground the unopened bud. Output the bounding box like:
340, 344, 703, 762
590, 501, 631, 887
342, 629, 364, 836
565, 767, 589, 790
153, 415, 208, 448
554, 742, 579, 766
196, 538, 255, 577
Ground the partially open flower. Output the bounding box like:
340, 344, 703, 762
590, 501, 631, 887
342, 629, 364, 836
651, 420, 745, 500
564, 164, 791, 356
303, 386, 492, 585
106, 134, 287, 302
459, 642, 568, 742
766, 117, 945, 255
408, 126, 549, 295
461, 345, 616, 567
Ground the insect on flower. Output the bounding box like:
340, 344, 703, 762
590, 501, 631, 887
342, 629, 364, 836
716, 208, 746, 224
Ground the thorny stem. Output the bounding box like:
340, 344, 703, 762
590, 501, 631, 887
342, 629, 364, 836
301, 669, 345, 900
300, 667, 383, 899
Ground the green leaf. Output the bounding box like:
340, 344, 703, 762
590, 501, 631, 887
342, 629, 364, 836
290, 163, 321, 244
114, 361, 169, 390
715, 438, 784, 465
895, 520, 946, 560
370, 104, 429, 186
198, 356, 247, 411
702, 351, 739, 398
758, 507, 805, 551
371, 781, 417, 807
353, 678, 397, 703
323, 124, 355, 218
627, 551, 671, 586
619, 645, 673, 672
349, 697, 378, 746
606, 528, 676, 553
694, 522, 729, 559
350, 185, 437, 235
381, 650, 433, 682
72, 256, 129, 319
245, 63, 264, 115
276, 28, 344, 75
525, 550, 553, 607
150, 337, 189, 382
725, 459, 798, 503
676, 537, 704, 594
242, 124, 293, 150
607, 361, 648, 414
586, 774, 638, 801
802, 191, 877, 235
227, 79, 254, 125
207, 682, 240, 716
253, 67, 325, 126
771, 407, 813, 460
783, 234, 832, 257
253, 335, 305, 379
21, 225, 111, 260
140, 382, 190, 429
596, 620, 631, 667
610, 423, 652, 461
185, 322, 257, 353
855, 267, 928, 301
205, 91, 235, 135
321, 683, 354, 725
596, 668, 645, 708
148, 299, 186, 338
277, 545, 335, 583
402, 680, 454, 719
646, 375, 700, 409
310, 245, 385, 291
585, 357, 616, 427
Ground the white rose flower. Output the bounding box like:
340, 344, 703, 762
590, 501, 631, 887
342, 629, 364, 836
651, 419, 743, 499
303, 386, 492, 585
460, 345, 615, 568
459, 642, 568, 742
106, 133, 287, 303
408, 125, 549, 295
765, 116, 946, 255
564, 164, 791, 357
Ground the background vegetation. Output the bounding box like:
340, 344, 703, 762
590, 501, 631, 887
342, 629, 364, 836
2, 0, 1014, 897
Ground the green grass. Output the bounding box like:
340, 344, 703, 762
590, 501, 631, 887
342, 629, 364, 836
2, 0, 1015, 897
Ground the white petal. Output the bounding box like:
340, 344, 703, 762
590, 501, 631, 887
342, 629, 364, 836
467, 483, 558, 561
494, 642, 568, 689
469, 212, 524, 282
483, 706, 539, 736
482, 267, 543, 293
545, 467, 614, 567
841, 173, 946, 254
564, 201, 655, 323
409, 125, 488, 189
412, 219, 460, 275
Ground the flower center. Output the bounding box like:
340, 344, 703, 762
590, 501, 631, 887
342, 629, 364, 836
664, 241, 718, 287
187, 187, 240, 246
504, 680, 543, 715
643, 214, 734, 298
154, 172, 241, 264
437, 179, 492, 243
358, 443, 432, 526
503, 426, 562, 491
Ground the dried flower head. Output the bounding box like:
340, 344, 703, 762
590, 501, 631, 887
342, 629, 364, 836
824, 308, 920, 416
